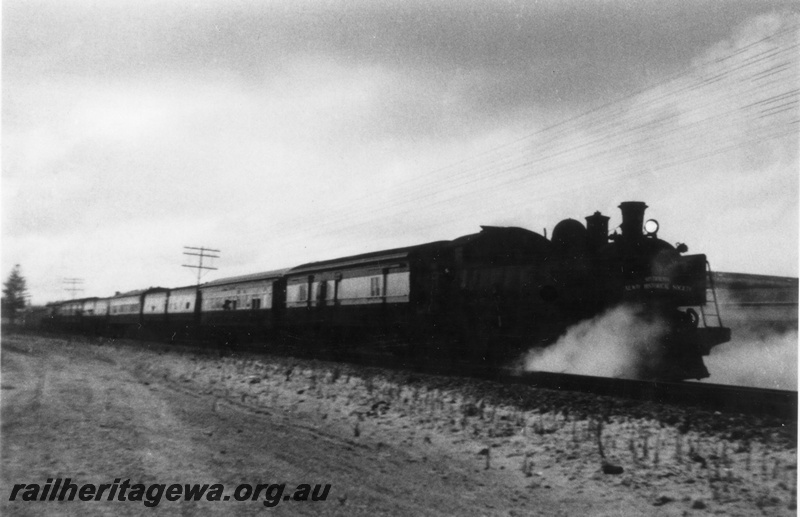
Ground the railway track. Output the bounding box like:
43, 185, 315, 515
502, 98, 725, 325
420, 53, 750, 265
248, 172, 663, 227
495, 370, 797, 421
194, 336, 800, 421
276, 336, 798, 421
27, 329, 799, 421
264, 339, 798, 421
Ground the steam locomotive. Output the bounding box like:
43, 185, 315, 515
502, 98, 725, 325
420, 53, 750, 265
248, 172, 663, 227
46, 201, 730, 380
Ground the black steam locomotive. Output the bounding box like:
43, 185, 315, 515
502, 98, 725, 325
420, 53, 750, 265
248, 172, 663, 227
47, 201, 730, 380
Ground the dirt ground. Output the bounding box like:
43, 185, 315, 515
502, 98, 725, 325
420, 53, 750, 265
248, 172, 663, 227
1, 333, 796, 516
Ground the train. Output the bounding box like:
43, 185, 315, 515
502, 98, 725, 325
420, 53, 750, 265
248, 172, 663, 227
45, 201, 731, 380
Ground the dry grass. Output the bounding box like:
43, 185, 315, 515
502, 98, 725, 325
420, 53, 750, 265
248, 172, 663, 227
25, 334, 795, 515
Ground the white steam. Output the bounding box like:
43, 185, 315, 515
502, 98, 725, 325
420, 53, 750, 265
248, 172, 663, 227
523, 296, 799, 389
702, 328, 797, 391
699, 285, 798, 390
523, 305, 668, 379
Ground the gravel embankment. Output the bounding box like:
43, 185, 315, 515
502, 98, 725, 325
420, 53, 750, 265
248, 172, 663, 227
4, 333, 797, 516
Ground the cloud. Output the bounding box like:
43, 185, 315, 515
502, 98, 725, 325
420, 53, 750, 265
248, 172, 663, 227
6, 1, 792, 111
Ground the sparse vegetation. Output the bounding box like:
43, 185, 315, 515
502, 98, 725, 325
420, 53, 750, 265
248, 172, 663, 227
2, 264, 28, 324
36, 335, 797, 515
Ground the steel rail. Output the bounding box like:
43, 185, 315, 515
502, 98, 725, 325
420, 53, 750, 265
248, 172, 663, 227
31, 328, 797, 421
489, 369, 797, 421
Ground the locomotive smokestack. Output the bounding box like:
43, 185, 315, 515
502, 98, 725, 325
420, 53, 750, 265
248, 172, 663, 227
618, 201, 648, 240
585, 211, 610, 252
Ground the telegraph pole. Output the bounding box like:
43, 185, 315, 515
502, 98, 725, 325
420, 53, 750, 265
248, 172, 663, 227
182, 246, 220, 286
63, 278, 84, 299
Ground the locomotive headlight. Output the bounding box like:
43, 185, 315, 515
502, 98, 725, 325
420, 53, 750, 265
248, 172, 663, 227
644, 219, 659, 235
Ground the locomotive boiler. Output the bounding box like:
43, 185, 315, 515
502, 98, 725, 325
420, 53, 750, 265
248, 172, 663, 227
438, 201, 729, 379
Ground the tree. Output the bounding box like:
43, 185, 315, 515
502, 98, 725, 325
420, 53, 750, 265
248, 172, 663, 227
2, 264, 28, 324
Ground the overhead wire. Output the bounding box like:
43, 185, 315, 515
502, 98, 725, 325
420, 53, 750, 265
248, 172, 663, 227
288, 34, 797, 233
241, 23, 798, 261
302, 25, 800, 215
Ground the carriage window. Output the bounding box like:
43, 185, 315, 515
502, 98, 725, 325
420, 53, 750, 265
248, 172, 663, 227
185, 302, 191, 309
298, 284, 307, 301
252, 298, 261, 310
370, 277, 382, 297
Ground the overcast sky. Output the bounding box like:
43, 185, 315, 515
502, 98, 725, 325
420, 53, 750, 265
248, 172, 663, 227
3, 0, 798, 304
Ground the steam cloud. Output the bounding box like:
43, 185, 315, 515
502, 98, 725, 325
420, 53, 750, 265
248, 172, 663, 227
523, 293, 798, 389
696, 283, 798, 389
701, 313, 797, 390
523, 305, 667, 379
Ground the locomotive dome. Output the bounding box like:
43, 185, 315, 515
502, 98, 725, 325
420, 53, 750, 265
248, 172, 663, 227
551, 218, 587, 254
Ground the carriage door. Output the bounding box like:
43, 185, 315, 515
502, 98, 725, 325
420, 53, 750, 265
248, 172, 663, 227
316, 279, 327, 309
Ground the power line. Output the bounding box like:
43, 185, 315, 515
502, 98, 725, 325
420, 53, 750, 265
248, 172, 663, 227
250, 22, 798, 253
182, 246, 220, 286
63, 278, 84, 299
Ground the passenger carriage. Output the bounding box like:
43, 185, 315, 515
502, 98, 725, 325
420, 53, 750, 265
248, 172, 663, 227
198, 270, 286, 343
282, 241, 451, 348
